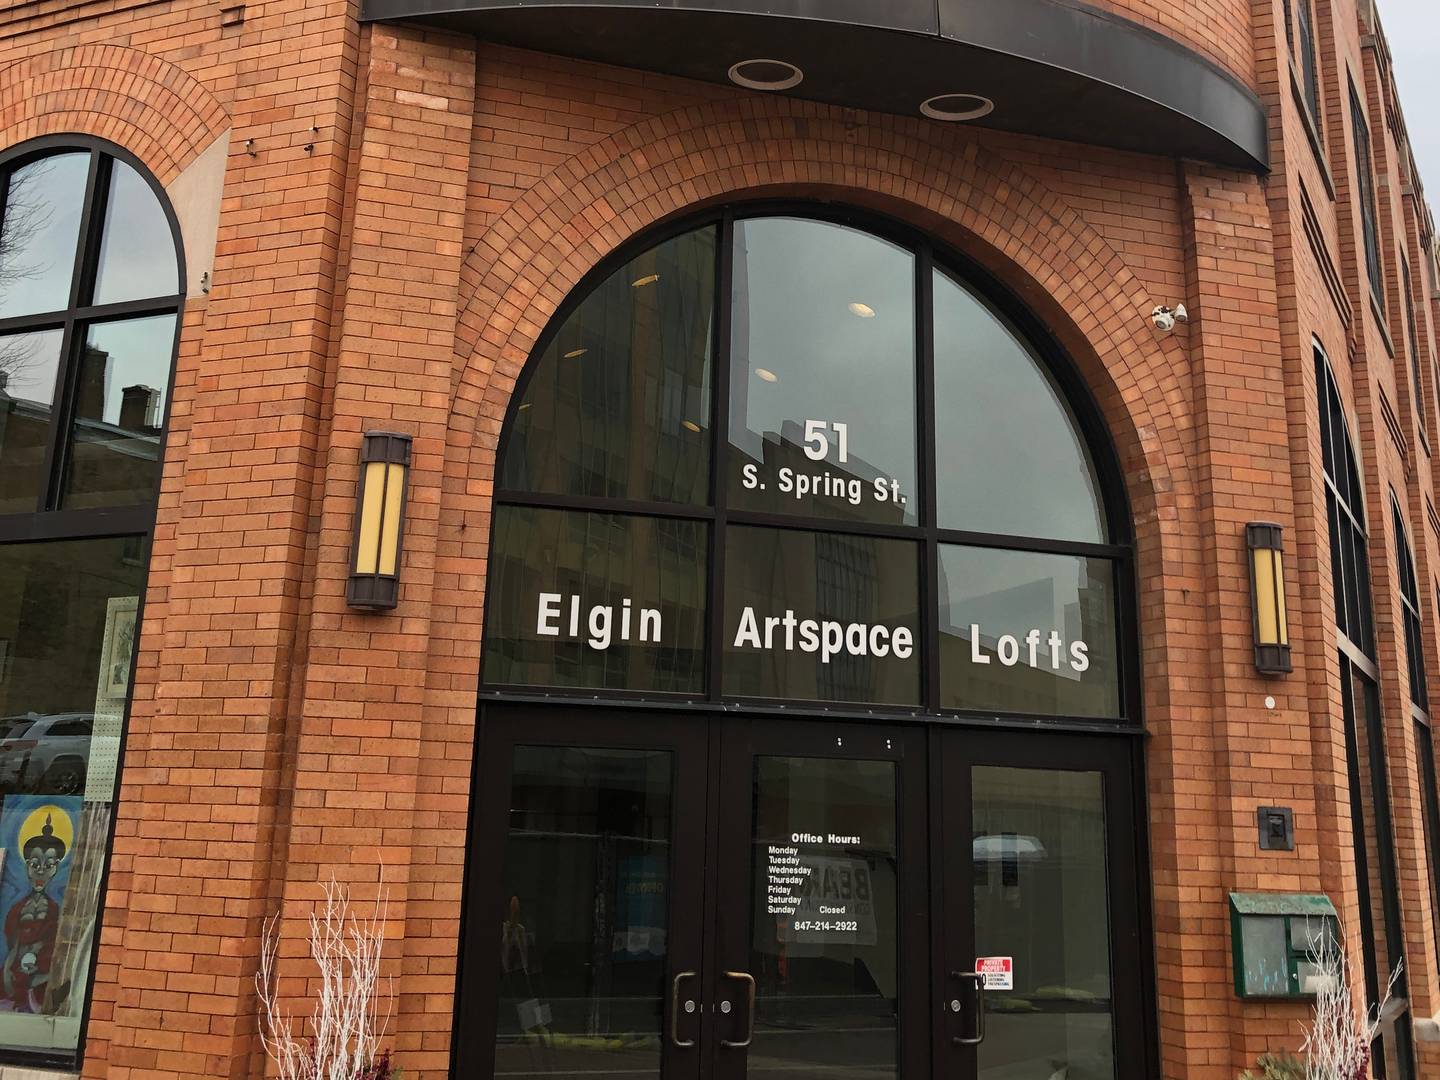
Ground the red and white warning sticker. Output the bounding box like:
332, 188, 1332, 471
974, 956, 1014, 991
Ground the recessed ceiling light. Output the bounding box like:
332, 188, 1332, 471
631, 273, 660, 288
727, 59, 804, 92
919, 93, 995, 122
755, 368, 779, 382
848, 302, 876, 318
682, 420, 702, 433
563, 347, 588, 359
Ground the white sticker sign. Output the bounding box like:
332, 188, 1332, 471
975, 956, 1014, 991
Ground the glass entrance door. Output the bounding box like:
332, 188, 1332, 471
711, 719, 929, 1080
936, 731, 1149, 1080
456, 709, 1149, 1080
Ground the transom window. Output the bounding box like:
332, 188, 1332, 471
483, 209, 1131, 721
0, 144, 181, 533
0, 139, 181, 1066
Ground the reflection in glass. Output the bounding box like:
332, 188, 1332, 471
494, 746, 673, 1080
750, 756, 897, 1080
0, 153, 88, 320
500, 227, 716, 505
1343, 664, 1414, 1078
0, 537, 145, 1055
0, 330, 64, 516
483, 507, 707, 694
91, 162, 179, 306
62, 316, 176, 509
938, 546, 1120, 717
973, 766, 1115, 1080
727, 218, 918, 526
723, 526, 920, 705
933, 270, 1104, 542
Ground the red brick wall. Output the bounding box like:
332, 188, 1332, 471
1, 0, 1438, 1078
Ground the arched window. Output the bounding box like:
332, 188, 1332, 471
1317, 347, 1375, 655
484, 209, 1129, 720
0, 139, 182, 1064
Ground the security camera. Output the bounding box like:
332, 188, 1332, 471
1152, 304, 1188, 333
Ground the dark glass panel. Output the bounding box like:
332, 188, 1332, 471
494, 745, 673, 1080
1414, 723, 1440, 975
61, 315, 176, 509
722, 525, 920, 705
0, 329, 63, 516
938, 546, 1120, 718
0, 153, 88, 320
1343, 663, 1412, 1077
748, 756, 898, 1079
500, 227, 716, 505
483, 507, 707, 694
1297, 0, 1321, 125
933, 269, 1104, 542
1351, 86, 1384, 299
973, 766, 1115, 1080
0, 536, 146, 1055
726, 217, 918, 526
90, 161, 178, 306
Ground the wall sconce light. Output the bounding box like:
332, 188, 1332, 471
1247, 522, 1291, 675
347, 432, 412, 611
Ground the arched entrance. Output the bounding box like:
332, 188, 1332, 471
456, 206, 1155, 1080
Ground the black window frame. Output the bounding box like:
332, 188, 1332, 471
1294, 0, 1323, 133
1317, 345, 1376, 656
480, 202, 1139, 730
1350, 79, 1386, 307
0, 135, 185, 545
0, 133, 184, 1073
1391, 493, 1427, 710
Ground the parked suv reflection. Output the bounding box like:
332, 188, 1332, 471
0, 715, 91, 796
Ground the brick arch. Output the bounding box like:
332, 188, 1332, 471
0, 44, 229, 184
445, 99, 1192, 545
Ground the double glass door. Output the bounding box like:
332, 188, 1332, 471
457, 706, 1149, 1080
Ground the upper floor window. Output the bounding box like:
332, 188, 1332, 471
1392, 495, 1428, 710
1294, 0, 1323, 131
0, 146, 182, 532
487, 209, 1130, 720
1349, 81, 1385, 305
1318, 346, 1375, 656
1403, 258, 1426, 437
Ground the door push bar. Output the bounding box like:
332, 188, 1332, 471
720, 970, 757, 1048
949, 970, 986, 1045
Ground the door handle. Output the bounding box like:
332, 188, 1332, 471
949, 970, 985, 1045
670, 971, 698, 1048
720, 970, 757, 1048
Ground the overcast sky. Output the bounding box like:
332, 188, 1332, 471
1379, 0, 1440, 193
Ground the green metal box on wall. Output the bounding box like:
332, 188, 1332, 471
1229, 892, 1338, 999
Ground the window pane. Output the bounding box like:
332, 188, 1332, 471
90, 161, 178, 306
482, 507, 707, 694
0, 329, 63, 515
938, 546, 1121, 718
61, 315, 176, 509
494, 745, 673, 1080
727, 218, 918, 526
0, 536, 146, 1056
933, 270, 1104, 542
0, 153, 88, 320
750, 756, 899, 1080
722, 525, 920, 705
500, 227, 715, 504
973, 766, 1116, 1080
